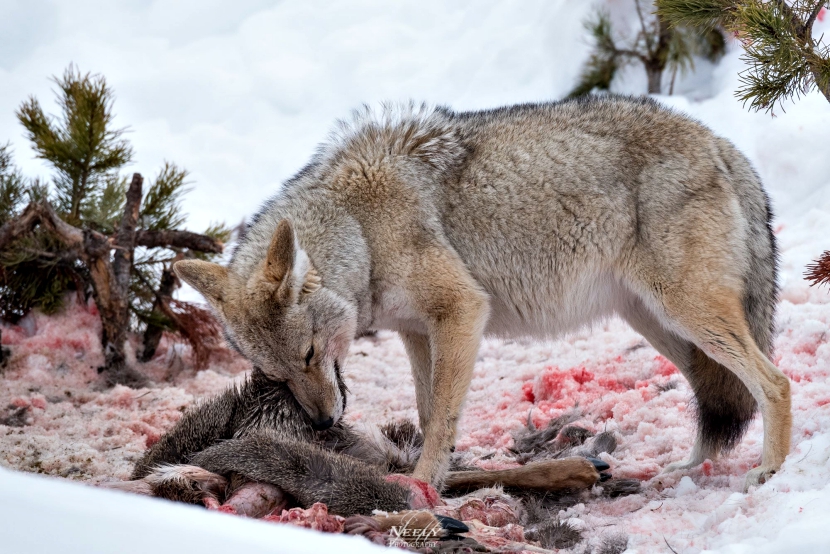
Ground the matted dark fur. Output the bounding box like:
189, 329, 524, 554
593, 533, 630, 554
132, 367, 412, 515
524, 518, 583, 550
510, 413, 618, 464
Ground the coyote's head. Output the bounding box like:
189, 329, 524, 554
174, 219, 356, 430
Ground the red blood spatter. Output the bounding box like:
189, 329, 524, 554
817, 399, 830, 407
784, 369, 812, 384
534, 366, 596, 401
144, 431, 161, 448
385, 474, 443, 509
456, 497, 519, 527
818, 7, 826, 22
597, 377, 627, 393
701, 460, 714, 476
572, 367, 594, 385
521, 381, 535, 403
11, 398, 30, 409
793, 342, 818, 356
30, 396, 47, 410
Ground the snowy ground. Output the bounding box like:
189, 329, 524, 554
1, 1, 830, 553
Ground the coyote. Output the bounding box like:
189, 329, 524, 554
119, 368, 607, 518
175, 96, 788, 491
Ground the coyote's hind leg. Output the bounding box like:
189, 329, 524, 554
652, 286, 790, 490
619, 295, 758, 472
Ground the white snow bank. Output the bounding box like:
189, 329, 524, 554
0, 466, 388, 554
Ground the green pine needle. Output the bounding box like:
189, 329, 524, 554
0, 143, 27, 226
568, 11, 623, 98
656, 0, 737, 29
140, 162, 189, 231
16, 65, 133, 225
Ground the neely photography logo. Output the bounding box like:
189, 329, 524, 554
387, 523, 442, 549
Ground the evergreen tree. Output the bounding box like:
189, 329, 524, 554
570, 0, 727, 97
656, 0, 830, 111
0, 66, 229, 386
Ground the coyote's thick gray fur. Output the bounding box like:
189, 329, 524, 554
175, 96, 787, 491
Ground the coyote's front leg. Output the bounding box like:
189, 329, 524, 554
407, 246, 489, 488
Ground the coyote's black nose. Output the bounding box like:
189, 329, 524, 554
312, 417, 334, 431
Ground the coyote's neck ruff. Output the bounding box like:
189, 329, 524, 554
176, 96, 788, 491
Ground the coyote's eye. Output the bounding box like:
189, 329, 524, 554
305, 345, 314, 366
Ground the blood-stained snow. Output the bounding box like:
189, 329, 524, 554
1, 2, 829, 553
1, 266, 828, 552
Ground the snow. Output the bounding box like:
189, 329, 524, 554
0, 1, 829, 553
0, 466, 388, 554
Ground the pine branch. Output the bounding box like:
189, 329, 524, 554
82, 174, 127, 234
16, 66, 134, 224
140, 162, 189, 231
0, 144, 27, 226
657, 0, 738, 29
0, 201, 85, 250
135, 229, 223, 253
659, 0, 830, 108
806, 250, 830, 287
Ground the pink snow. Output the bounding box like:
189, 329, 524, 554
0, 254, 828, 552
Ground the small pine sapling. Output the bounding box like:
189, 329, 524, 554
570, 0, 727, 97
0, 66, 229, 385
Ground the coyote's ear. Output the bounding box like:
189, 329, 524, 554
173, 260, 229, 305
261, 218, 321, 300
265, 219, 295, 284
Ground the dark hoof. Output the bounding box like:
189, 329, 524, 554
600, 472, 612, 482
435, 515, 469, 534
588, 457, 610, 472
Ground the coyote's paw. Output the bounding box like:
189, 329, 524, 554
744, 465, 778, 491
662, 458, 702, 474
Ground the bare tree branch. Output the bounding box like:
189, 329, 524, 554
634, 0, 654, 56
804, 1, 827, 36
113, 173, 142, 294
135, 229, 223, 253
0, 201, 89, 251
0, 203, 50, 249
